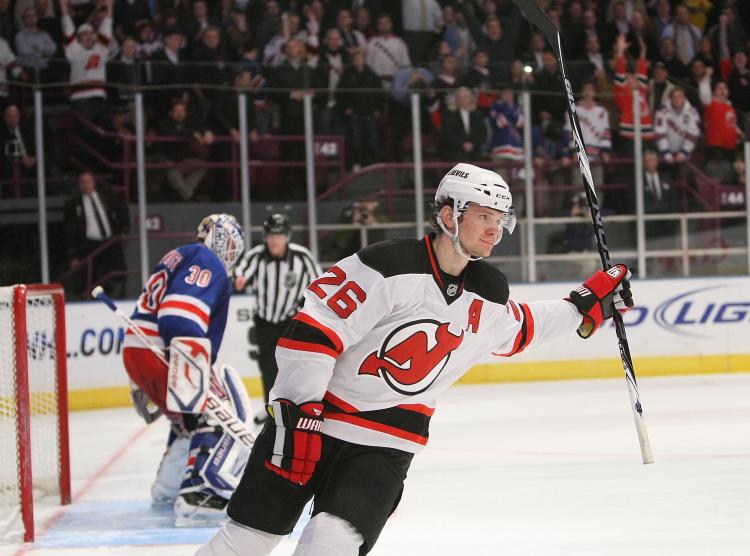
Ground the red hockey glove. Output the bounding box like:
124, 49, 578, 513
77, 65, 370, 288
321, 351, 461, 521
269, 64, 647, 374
566, 264, 634, 339
265, 399, 324, 486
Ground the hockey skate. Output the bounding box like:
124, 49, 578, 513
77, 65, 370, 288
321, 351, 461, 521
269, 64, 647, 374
174, 490, 229, 527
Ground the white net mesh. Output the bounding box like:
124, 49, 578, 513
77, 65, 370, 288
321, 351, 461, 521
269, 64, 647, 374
0, 286, 21, 539
26, 291, 62, 497
0, 286, 64, 542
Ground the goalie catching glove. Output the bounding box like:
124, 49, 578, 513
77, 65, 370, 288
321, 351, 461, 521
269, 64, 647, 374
566, 264, 634, 338
265, 399, 324, 486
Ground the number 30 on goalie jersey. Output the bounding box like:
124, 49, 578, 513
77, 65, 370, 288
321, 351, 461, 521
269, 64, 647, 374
127, 243, 232, 360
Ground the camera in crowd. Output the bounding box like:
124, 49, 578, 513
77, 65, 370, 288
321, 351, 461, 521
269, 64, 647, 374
343, 201, 378, 225
4, 140, 23, 159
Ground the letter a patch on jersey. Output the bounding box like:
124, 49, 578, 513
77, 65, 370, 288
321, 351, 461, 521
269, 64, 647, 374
466, 299, 483, 333
358, 320, 464, 395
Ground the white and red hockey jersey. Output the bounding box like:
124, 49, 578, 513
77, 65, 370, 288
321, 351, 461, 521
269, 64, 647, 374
365, 34, 411, 83
271, 236, 581, 453
654, 99, 701, 157
62, 15, 112, 101
564, 102, 612, 160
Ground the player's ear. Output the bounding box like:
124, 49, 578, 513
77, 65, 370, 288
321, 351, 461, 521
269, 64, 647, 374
440, 205, 456, 233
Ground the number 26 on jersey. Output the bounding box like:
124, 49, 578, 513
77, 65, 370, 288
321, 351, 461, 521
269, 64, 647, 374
308, 266, 366, 319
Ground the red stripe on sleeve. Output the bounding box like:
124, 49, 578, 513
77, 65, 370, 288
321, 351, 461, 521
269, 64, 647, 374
294, 312, 344, 354
494, 302, 535, 357
126, 327, 160, 337
159, 300, 209, 325
516, 303, 535, 354
508, 299, 521, 321
277, 338, 339, 359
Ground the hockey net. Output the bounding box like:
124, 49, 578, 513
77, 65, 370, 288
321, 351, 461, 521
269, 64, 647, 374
0, 284, 70, 543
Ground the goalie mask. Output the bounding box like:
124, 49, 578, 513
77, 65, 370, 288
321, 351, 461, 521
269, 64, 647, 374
435, 163, 516, 261
199, 213, 245, 272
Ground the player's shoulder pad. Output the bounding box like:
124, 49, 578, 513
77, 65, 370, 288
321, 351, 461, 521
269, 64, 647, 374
356, 238, 428, 278
464, 260, 509, 304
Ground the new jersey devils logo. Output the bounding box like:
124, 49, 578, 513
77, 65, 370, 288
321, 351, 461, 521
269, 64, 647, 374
359, 319, 464, 395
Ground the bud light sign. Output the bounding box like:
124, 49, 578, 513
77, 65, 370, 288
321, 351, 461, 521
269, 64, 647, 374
653, 284, 750, 338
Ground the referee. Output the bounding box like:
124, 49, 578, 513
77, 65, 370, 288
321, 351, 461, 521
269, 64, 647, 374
234, 214, 321, 420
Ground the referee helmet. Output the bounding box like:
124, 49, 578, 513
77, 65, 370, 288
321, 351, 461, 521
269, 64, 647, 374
263, 213, 291, 237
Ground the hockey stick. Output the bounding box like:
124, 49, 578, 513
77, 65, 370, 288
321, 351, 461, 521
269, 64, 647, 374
91, 286, 255, 448
511, 0, 653, 464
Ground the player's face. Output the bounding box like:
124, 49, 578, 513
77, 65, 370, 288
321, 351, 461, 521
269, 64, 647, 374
458, 204, 504, 258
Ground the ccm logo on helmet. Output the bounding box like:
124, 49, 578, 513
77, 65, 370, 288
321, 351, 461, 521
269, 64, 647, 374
448, 169, 470, 179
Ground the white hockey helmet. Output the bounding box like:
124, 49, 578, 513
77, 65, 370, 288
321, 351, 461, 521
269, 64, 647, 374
435, 163, 516, 260
199, 213, 245, 272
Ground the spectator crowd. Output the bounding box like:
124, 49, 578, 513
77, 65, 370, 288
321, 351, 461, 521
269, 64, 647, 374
0, 0, 747, 210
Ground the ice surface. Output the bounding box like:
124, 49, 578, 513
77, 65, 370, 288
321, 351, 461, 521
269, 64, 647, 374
1, 374, 749, 555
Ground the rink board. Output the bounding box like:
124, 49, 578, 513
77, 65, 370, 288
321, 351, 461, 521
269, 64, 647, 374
58, 276, 750, 410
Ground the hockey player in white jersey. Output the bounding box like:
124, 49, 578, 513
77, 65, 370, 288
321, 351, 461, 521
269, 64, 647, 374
196, 163, 634, 555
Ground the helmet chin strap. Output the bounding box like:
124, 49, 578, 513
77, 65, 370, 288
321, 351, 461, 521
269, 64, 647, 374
437, 208, 484, 262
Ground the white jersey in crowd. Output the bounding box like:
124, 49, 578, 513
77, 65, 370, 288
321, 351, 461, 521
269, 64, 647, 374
271, 236, 581, 453
654, 98, 701, 158
564, 101, 611, 160
62, 15, 112, 101
366, 33, 411, 83
0, 37, 21, 98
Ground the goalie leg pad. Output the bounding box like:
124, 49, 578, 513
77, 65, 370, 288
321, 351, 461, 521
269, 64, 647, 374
151, 428, 190, 506
180, 364, 252, 499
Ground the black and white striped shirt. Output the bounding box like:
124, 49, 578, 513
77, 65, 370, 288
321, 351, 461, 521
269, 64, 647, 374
235, 242, 322, 323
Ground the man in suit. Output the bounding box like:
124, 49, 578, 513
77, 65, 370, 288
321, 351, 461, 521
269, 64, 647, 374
63, 171, 129, 298
642, 149, 679, 244
0, 104, 35, 192
439, 87, 487, 161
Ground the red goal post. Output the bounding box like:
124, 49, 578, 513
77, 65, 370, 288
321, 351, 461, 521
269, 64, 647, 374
0, 284, 71, 543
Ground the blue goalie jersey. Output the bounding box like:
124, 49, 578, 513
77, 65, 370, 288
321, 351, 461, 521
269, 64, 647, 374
126, 243, 232, 362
